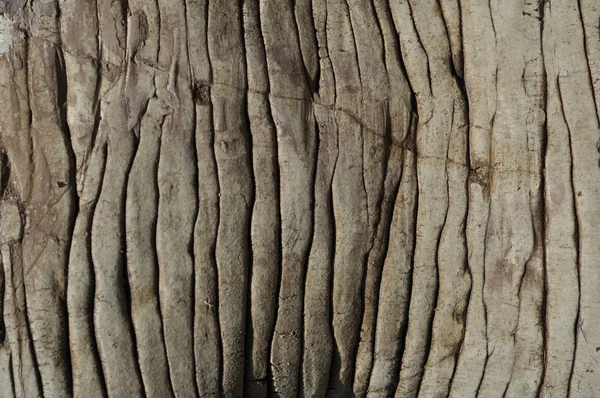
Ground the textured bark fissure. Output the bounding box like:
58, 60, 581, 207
557, 76, 582, 398
19, 31, 44, 396
55, 40, 79, 397
577, 0, 600, 128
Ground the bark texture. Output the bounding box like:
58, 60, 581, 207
0, 0, 598, 397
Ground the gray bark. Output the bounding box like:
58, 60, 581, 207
0, 1, 598, 397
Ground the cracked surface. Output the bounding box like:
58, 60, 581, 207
0, 1, 598, 397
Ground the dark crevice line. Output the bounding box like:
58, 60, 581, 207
203, 100, 224, 397
446, 99, 470, 394
437, 0, 453, 66
370, 0, 389, 80
204, 6, 222, 393
297, 115, 320, 398
54, 37, 78, 395
84, 3, 107, 394
244, 3, 280, 396
20, 29, 44, 396
83, 135, 109, 397
296, 114, 319, 398
309, 0, 321, 91
395, 108, 419, 395
17, 247, 44, 398
84, 144, 110, 398
557, 77, 582, 397
316, 1, 338, 389
181, 2, 201, 397
448, 278, 471, 393
351, 122, 368, 383
416, 99, 454, 397
120, 131, 144, 393
8, 351, 16, 397
488, 0, 498, 46
325, 113, 340, 395
438, 0, 463, 78
537, 9, 548, 395
253, 5, 284, 397
343, 0, 364, 100
576, 0, 600, 128
242, 4, 256, 392
237, 2, 255, 396
87, 0, 102, 161
152, 111, 176, 398
267, 160, 283, 397
343, 1, 368, 386
292, 0, 318, 93
364, 102, 407, 392
501, 377, 510, 398
155, 0, 161, 58
121, 0, 130, 42
386, 1, 417, 115
476, 198, 492, 398
21, 7, 34, 202
509, 11, 547, 391
323, 1, 337, 105
448, 30, 471, 389
406, 0, 433, 97
440, 0, 466, 91
362, 100, 391, 390
241, 77, 256, 398
123, 102, 162, 395
187, 136, 201, 397
476, 61, 499, 396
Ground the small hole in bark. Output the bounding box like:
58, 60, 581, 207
193, 81, 211, 105
57, 181, 67, 188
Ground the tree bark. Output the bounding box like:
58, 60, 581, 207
0, 0, 598, 397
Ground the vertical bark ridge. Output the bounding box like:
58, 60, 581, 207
448, 1, 497, 396
22, 2, 77, 395
154, 0, 198, 395
186, 0, 221, 396
60, 0, 107, 395
352, 1, 416, 396
207, 1, 253, 395
0, 12, 41, 398
259, 1, 317, 396
542, 3, 600, 396
539, 6, 578, 398
348, 0, 391, 394
67, 139, 107, 398
388, 1, 464, 397
324, 1, 368, 395
123, 0, 174, 395
301, 0, 338, 394
475, 1, 545, 396
367, 114, 418, 397
577, 0, 600, 126
504, 2, 546, 395
241, 1, 280, 397
91, 0, 144, 395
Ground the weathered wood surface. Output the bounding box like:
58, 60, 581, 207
0, 0, 598, 397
